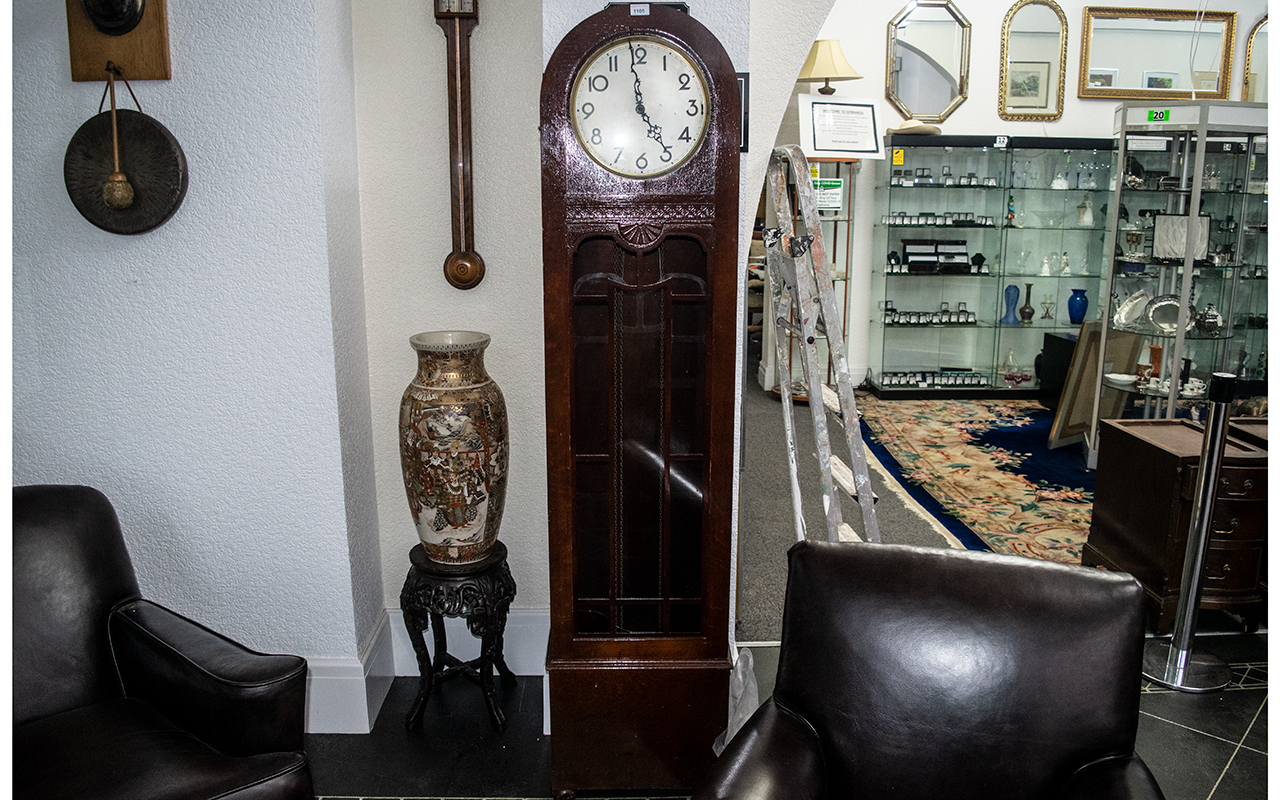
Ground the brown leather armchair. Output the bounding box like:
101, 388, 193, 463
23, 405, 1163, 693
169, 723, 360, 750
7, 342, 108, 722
697, 541, 1166, 800
13, 485, 315, 800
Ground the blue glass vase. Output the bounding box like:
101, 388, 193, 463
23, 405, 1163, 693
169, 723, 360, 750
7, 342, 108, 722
1067, 289, 1088, 324
1000, 284, 1021, 325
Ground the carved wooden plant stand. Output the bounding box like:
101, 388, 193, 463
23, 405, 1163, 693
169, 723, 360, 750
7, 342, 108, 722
400, 541, 517, 730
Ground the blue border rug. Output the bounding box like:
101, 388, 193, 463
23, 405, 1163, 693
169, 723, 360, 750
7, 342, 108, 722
858, 397, 1094, 563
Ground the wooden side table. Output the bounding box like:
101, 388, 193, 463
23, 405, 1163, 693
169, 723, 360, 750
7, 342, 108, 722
1084, 419, 1267, 633
400, 541, 517, 730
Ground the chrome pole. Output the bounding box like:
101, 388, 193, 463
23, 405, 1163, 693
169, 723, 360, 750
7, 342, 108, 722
1142, 372, 1236, 692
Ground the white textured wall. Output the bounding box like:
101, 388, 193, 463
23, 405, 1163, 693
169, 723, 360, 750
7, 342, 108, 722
355, 0, 550, 609
315, 0, 387, 655
12, 1, 371, 660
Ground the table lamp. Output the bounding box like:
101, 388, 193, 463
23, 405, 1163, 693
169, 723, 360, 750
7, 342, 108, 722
797, 39, 861, 95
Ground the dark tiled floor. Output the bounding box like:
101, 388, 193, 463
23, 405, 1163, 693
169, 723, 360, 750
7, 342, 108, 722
307, 631, 1266, 800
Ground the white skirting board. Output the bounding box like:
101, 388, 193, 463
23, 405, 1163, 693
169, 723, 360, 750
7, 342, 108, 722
304, 606, 551, 734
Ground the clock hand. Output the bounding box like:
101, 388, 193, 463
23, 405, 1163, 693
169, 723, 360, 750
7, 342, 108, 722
629, 42, 673, 158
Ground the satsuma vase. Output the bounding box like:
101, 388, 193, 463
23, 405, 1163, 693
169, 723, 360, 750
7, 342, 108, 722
399, 331, 509, 564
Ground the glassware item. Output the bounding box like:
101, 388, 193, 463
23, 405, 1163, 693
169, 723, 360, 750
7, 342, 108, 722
1067, 289, 1089, 324
1001, 284, 1021, 325
1019, 283, 1036, 324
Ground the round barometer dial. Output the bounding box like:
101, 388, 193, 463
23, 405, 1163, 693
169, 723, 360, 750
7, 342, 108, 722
570, 35, 710, 178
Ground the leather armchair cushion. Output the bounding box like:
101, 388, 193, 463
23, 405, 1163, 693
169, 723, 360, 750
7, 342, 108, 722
1062, 755, 1167, 800
14, 698, 313, 800
110, 599, 308, 756
773, 542, 1148, 797
693, 698, 825, 800
13, 485, 140, 725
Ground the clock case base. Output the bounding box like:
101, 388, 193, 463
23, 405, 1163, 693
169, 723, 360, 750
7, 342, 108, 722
547, 658, 730, 795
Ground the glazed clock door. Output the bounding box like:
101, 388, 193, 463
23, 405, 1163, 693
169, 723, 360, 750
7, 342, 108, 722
541, 4, 739, 796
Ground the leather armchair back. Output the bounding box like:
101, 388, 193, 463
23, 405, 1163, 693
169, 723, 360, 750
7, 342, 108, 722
13, 485, 141, 725
773, 541, 1146, 798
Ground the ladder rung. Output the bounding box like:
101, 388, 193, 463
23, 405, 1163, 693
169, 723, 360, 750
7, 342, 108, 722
838, 523, 861, 542
827, 453, 879, 504
821, 384, 841, 417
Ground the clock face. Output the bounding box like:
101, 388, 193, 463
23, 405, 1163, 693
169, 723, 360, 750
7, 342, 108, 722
570, 36, 710, 178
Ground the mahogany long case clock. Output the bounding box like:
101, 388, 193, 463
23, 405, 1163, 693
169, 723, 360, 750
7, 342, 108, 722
540, 4, 740, 796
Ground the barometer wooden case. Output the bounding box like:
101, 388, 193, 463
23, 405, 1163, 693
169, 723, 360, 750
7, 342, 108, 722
540, 3, 740, 796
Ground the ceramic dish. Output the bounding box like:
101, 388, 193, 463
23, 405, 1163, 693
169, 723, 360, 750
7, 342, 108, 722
1113, 289, 1151, 327
1146, 294, 1184, 334
1104, 373, 1137, 385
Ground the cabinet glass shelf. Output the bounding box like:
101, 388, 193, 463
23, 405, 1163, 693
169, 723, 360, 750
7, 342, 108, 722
871, 134, 1115, 398
1083, 101, 1267, 466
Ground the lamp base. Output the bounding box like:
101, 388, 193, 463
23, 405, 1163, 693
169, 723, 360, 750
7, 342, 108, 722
818, 80, 836, 95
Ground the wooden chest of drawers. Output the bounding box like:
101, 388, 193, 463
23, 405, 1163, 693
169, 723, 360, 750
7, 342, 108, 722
1083, 418, 1267, 634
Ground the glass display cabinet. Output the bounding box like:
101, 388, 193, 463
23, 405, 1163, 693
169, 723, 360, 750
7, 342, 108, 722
1085, 101, 1267, 464
869, 135, 1112, 397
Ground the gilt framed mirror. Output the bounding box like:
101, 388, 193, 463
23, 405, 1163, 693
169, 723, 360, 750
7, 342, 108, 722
1078, 7, 1236, 100
1242, 16, 1267, 101
886, 0, 972, 123
999, 0, 1068, 120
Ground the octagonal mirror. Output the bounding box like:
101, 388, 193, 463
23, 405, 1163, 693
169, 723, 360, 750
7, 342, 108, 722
999, 0, 1067, 121
886, 0, 972, 123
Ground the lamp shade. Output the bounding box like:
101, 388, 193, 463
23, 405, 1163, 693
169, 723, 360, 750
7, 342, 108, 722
797, 40, 862, 91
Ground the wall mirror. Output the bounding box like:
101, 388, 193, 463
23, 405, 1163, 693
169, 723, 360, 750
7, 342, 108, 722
886, 0, 972, 123
1242, 17, 1267, 101
1078, 7, 1236, 100
999, 0, 1068, 121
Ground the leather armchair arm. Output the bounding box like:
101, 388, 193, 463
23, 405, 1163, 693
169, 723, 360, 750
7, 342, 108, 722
108, 599, 308, 757
694, 698, 826, 800
1061, 754, 1168, 800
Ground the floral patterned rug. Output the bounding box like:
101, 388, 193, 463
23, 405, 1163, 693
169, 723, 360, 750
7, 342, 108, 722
857, 396, 1095, 564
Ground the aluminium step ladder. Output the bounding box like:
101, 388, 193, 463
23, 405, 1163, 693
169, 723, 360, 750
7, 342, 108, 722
762, 144, 879, 544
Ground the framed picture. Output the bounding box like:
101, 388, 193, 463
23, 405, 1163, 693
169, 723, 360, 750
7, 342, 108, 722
1047, 320, 1144, 449
1191, 70, 1219, 92
1143, 70, 1178, 90
1088, 67, 1119, 88
797, 94, 885, 160
1007, 62, 1051, 108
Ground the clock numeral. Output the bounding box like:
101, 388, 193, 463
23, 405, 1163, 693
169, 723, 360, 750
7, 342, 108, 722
632, 46, 647, 66
591, 129, 603, 145
678, 127, 692, 142
580, 102, 595, 119
607, 55, 618, 72
636, 153, 649, 170
662, 55, 668, 71
660, 148, 673, 163
679, 73, 692, 91
686, 99, 702, 116
589, 74, 609, 92
613, 147, 625, 164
